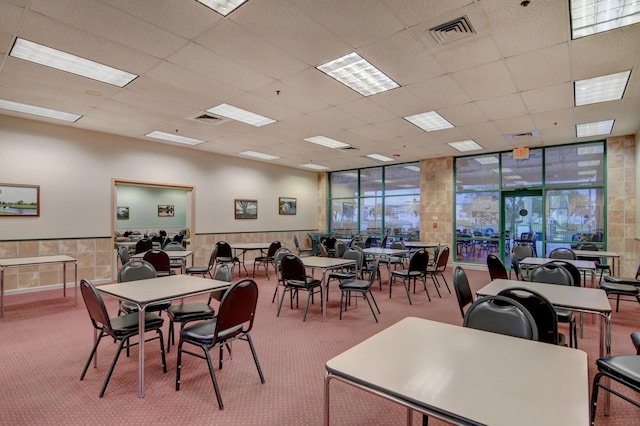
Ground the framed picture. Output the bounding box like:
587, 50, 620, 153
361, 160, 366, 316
158, 204, 174, 217
279, 197, 297, 215
235, 199, 257, 219
0, 183, 40, 217
116, 206, 130, 220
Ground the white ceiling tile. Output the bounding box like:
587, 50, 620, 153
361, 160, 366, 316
451, 61, 518, 101
574, 101, 622, 124
492, 114, 536, 135
433, 35, 502, 73
520, 83, 574, 113
308, 106, 368, 131
506, 43, 571, 91
476, 94, 528, 121
531, 108, 574, 130
382, 0, 476, 28
408, 75, 472, 110
250, 81, 330, 115
438, 102, 488, 126
282, 67, 361, 106
336, 98, 397, 124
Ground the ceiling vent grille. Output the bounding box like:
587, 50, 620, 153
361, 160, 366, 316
195, 114, 222, 122
340, 146, 359, 152
505, 130, 540, 141
428, 16, 476, 45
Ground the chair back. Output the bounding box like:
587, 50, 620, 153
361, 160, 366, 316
408, 249, 429, 272
319, 244, 329, 257
453, 266, 473, 318
511, 257, 524, 280
324, 237, 337, 251
173, 234, 183, 243
576, 243, 604, 263
529, 263, 574, 286
334, 240, 347, 258
118, 246, 131, 266
353, 240, 366, 249
266, 241, 282, 257
342, 248, 362, 276
142, 250, 172, 274
365, 258, 381, 287
512, 243, 534, 261
498, 287, 558, 345
215, 279, 259, 343
548, 260, 581, 287
487, 254, 508, 280
280, 254, 306, 281
549, 248, 576, 260
463, 295, 539, 341
135, 238, 153, 254
434, 246, 449, 271
80, 279, 113, 334
216, 241, 234, 258
432, 244, 441, 265
380, 236, 388, 249
118, 259, 157, 282
364, 236, 372, 248
163, 241, 183, 251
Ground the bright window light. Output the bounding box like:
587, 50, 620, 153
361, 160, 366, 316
492, 167, 513, 174
206, 103, 276, 127
473, 156, 498, 166
449, 140, 483, 152
300, 163, 329, 170
404, 165, 421, 172
574, 71, 630, 106
145, 131, 204, 145
10, 38, 137, 87
576, 120, 614, 137
578, 169, 598, 175
304, 136, 350, 149
570, 0, 640, 39
0, 99, 81, 122
317, 52, 399, 97
239, 151, 280, 160
503, 175, 523, 180
577, 144, 605, 155
196, 0, 248, 16
578, 159, 602, 167
404, 111, 454, 132
365, 154, 394, 162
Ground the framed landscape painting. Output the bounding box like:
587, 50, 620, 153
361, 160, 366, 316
158, 205, 175, 217
279, 197, 297, 215
0, 183, 40, 217
235, 199, 257, 219
116, 206, 130, 220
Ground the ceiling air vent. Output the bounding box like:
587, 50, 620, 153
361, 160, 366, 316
505, 130, 540, 141
340, 146, 359, 152
195, 114, 222, 122
428, 16, 476, 45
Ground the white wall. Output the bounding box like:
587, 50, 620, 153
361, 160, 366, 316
0, 115, 318, 240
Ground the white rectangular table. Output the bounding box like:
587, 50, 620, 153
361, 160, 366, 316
231, 242, 271, 276
302, 256, 356, 321
0, 255, 78, 317
324, 317, 589, 426
574, 249, 620, 276
97, 274, 231, 397
132, 250, 193, 274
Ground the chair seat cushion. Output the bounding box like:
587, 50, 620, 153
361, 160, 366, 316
186, 266, 210, 274
555, 308, 574, 323
287, 277, 321, 288
600, 282, 640, 295
121, 301, 171, 313
603, 276, 640, 286
167, 303, 214, 322
329, 271, 356, 280
597, 356, 640, 388
110, 312, 164, 338
391, 269, 422, 278
181, 318, 243, 345
339, 279, 369, 291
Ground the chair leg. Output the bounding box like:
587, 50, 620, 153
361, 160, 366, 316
99, 338, 127, 397
245, 333, 265, 384
363, 292, 379, 323
204, 348, 225, 410
403, 279, 413, 305
276, 287, 288, 317
80, 332, 105, 381
339, 290, 346, 320
302, 291, 313, 322
439, 273, 451, 294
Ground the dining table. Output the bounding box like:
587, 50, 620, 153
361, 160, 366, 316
230, 242, 271, 276
301, 256, 356, 321
132, 250, 194, 274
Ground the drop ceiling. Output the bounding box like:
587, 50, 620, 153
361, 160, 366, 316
0, 0, 638, 171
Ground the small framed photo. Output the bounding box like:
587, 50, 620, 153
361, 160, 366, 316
0, 183, 40, 217
158, 205, 174, 217
235, 199, 257, 219
279, 197, 297, 215
116, 206, 130, 220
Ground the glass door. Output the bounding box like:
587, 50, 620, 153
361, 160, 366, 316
503, 190, 543, 265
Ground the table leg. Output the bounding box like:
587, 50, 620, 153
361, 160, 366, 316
138, 306, 146, 398
324, 372, 331, 426
63, 263, 67, 298
321, 268, 329, 322
1, 267, 4, 318
602, 312, 612, 415
74, 261, 78, 306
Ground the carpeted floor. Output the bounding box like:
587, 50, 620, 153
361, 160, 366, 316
0, 265, 638, 425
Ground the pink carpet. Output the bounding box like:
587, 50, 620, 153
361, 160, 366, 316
0, 266, 638, 425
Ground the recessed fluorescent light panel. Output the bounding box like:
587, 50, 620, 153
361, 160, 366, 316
473, 155, 498, 164
576, 120, 614, 137
239, 151, 280, 160
316, 52, 399, 96
10, 38, 137, 87
574, 71, 630, 106
404, 165, 421, 172
449, 140, 483, 152
196, 0, 248, 16
300, 163, 330, 170
304, 136, 350, 149
206, 103, 276, 127
365, 154, 394, 162
0, 99, 81, 122
145, 131, 204, 145
404, 111, 454, 132
578, 159, 602, 167
570, 0, 640, 39
577, 144, 605, 155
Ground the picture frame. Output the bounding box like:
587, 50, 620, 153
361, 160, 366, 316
235, 199, 258, 219
157, 204, 174, 217
279, 197, 297, 215
116, 206, 130, 220
0, 183, 40, 217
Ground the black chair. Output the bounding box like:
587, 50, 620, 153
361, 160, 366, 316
271, 247, 292, 303
252, 240, 281, 280
117, 260, 171, 315
164, 241, 186, 272
166, 265, 233, 352
453, 266, 473, 319
117, 245, 130, 266
529, 263, 578, 348
185, 246, 217, 278
338, 258, 381, 322
176, 279, 265, 410
79, 279, 166, 397
390, 249, 429, 304
293, 235, 313, 257
143, 249, 176, 277
463, 295, 539, 341
511, 256, 527, 281
134, 238, 153, 254
512, 243, 535, 261
326, 248, 362, 300
577, 243, 611, 283
424, 246, 451, 296
487, 253, 508, 281
601, 263, 640, 312
324, 236, 337, 257
214, 241, 243, 277
277, 254, 323, 321
498, 287, 565, 346
548, 260, 582, 288
590, 349, 640, 424
549, 247, 576, 260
